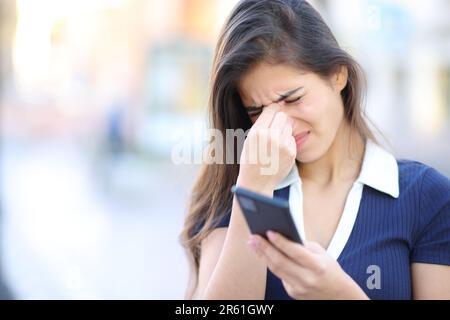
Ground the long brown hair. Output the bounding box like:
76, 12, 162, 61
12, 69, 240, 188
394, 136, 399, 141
179, 0, 377, 299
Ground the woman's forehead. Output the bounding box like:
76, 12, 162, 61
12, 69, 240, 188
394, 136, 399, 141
238, 63, 309, 103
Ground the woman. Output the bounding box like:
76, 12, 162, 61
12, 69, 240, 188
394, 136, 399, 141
180, 0, 450, 299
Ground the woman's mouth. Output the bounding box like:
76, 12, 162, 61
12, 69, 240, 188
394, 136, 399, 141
294, 130, 310, 150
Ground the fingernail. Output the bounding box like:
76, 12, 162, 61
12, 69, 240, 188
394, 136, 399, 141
267, 230, 277, 241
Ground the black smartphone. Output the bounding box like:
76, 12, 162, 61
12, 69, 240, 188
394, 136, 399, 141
231, 185, 303, 244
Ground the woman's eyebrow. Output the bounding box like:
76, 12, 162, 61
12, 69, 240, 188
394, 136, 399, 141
246, 86, 303, 108
275, 86, 303, 102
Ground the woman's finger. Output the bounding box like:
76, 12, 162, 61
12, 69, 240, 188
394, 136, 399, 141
269, 110, 288, 131
252, 103, 280, 130
250, 235, 309, 284
281, 119, 293, 137
266, 231, 322, 269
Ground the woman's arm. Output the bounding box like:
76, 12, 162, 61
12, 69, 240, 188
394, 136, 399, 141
412, 263, 450, 299
192, 228, 227, 299
411, 167, 450, 299
195, 104, 296, 299
196, 188, 271, 300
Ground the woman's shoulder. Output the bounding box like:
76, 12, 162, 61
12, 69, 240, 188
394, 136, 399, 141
399, 160, 450, 264
190, 208, 232, 238
396, 159, 450, 224
397, 159, 450, 192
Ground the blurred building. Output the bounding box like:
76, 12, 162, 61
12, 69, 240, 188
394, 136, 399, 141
0, 0, 242, 299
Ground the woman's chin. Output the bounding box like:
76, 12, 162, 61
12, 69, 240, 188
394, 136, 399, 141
296, 150, 318, 164
296, 153, 310, 163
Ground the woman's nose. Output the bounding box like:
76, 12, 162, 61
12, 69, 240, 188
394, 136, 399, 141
276, 107, 295, 127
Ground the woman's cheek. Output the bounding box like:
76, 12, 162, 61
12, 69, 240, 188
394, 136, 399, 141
293, 101, 318, 127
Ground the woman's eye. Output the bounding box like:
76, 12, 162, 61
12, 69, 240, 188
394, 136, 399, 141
246, 107, 264, 117
285, 96, 302, 104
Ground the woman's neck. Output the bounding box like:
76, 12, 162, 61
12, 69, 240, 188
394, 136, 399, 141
298, 121, 365, 187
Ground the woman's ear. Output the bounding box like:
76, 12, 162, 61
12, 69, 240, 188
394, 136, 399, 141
333, 65, 348, 92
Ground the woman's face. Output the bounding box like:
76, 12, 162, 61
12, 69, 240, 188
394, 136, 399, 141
237, 62, 348, 163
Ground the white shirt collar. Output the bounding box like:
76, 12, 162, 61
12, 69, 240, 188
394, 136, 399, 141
357, 139, 399, 198
274, 139, 399, 198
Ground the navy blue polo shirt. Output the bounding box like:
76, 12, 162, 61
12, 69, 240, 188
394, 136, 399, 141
205, 159, 450, 300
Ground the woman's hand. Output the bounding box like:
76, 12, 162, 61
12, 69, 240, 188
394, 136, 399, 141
248, 231, 369, 300
237, 103, 296, 193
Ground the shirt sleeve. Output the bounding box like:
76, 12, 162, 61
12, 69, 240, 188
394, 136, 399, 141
411, 167, 450, 265
213, 208, 232, 228
191, 208, 232, 237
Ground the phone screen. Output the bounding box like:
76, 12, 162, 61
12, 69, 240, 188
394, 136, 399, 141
232, 185, 303, 244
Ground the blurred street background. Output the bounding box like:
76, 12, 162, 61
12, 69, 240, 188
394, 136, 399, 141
0, 0, 449, 299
